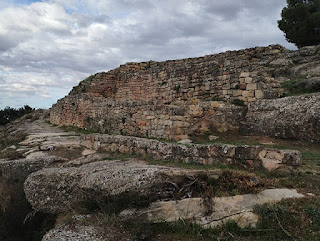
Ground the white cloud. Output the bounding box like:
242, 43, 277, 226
0, 0, 295, 109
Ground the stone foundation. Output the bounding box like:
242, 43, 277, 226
81, 134, 302, 171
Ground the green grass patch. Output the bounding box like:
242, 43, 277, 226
59, 125, 95, 134
301, 150, 320, 161
123, 219, 249, 241
280, 76, 319, 97
0, 134, 27, 152
253, 198, 320, 240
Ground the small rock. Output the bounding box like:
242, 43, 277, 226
82, 149, 96, 156
177, 139, 193, 144
208, 135, 219, 141
306, 193, 315, 196
249, 176, 260, 185
175, 135, 190, 141
40, 145, 54, 151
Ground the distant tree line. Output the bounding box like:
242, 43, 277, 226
0, 105, 34, 125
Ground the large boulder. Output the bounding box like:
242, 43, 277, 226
24, 159, 221, 213
0, 152, 64, 182
242, 93, 320, 142
42, 222, 132, 241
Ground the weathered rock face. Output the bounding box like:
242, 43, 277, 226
50, 44, 320, 140
0, 152, 64, 182
24, 159, 221, 213
120, 189, 304, 229
42, 222, 132, 241
242, 93, 320, 142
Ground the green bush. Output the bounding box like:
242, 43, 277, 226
0, 105, 34, 125
231, 99, 246, 106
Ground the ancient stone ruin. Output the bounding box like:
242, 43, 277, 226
1, 45, 320, 240
50, 44, 320, 142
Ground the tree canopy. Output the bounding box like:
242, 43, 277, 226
278, 0, 320, 48
0, 105, 34, 125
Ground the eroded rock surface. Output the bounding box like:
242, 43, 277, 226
0, 152, 65, 181
242, 93, 320, 142
120, 188, 304, 228
0, 112, 83, 182
24, 159, 221, 213
42, 223, 132, 241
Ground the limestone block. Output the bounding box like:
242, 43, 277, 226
233, 90, 243, 97
222, 84, 230, 90
255, 90, 264, 99
210, 101, 220, 108
240, 72, 250, 78
174, 121, 184, 128
110, 143, 118, 152
242, 90, 254, 97
156, 129, 164, 136
247, 97, 257, 102
174, 127, 184, 135
121, 189, 304, 229
163, 120, 172, 126
239, 83, 247, 90
258, 149, 302, 171
246, 83, 257, 90
245, 77, 253, 84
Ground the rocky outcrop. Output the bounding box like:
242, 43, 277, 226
0, 118, 83, 182
50, 44, 320, 141
42, 221, 132, 241
42, 224, 112, 241
24, 159, 221, 213
0, 114, 312, 240
81, 134, 302, 171
0, 152, 64, 182
120, 188, 304, 228
242, 93, 320, 142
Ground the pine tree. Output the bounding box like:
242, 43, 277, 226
278, 0, 320, 48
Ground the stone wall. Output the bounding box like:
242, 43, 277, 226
50, 44, 320, 141
50, 96, 246, 139
69, 45, 286, 104
81, 134, 302, 171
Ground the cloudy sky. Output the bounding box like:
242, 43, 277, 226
0, 0, 295, 109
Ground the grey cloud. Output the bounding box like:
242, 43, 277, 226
0, 0, 295, 109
